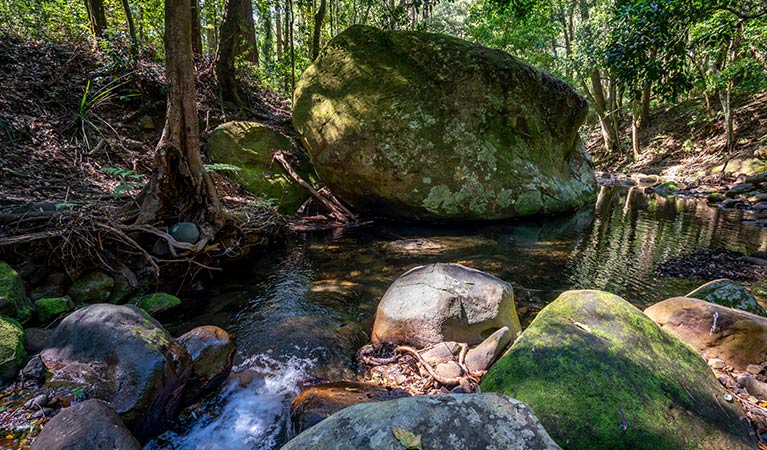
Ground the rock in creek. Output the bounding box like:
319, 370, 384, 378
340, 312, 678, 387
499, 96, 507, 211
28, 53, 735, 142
0, 316, 25, 383
371, 263, 521, 347
482, 290, 756, 450
687, 278, 767, 316
177, 325, 236, 405
30, 399, 141, 450
40, 304, 191, 438
645, 296, 767, 371
293, 25, 596, 221
281, 393, 562, 450
290, 381, 410, 435
0, 261, 34, 322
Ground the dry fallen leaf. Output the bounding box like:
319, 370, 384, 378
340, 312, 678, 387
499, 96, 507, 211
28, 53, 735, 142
392, 427, 423, 449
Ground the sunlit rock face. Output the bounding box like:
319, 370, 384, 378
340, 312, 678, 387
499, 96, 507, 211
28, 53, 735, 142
293, 25, 596, 221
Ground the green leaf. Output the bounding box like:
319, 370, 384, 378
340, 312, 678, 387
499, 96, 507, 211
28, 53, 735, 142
204, 163, 242, 173
392, 427, 423, 450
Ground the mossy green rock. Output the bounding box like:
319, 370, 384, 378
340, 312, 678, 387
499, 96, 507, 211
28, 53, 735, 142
481, 290, 756, 450
687, 279, 766, 317
35, 297, 74, 322
68, 271, 114, 304
0, 316, 25, 382
0, 262, 33, 322
206, 121, 314, 213
139, 293, 181, 315
293, 25, 596, 220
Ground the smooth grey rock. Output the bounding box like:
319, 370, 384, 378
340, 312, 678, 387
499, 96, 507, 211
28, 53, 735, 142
281, 393, 562, 450
371, 263, 522, 347
435, 361, 462, 378
465, 326, 512, 373
739, 375, 767, 401
169, 222, 200, 244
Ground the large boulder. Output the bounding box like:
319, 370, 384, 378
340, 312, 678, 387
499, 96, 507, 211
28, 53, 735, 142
0, 262, 33, 322
30, 399, 141, 450
481, 290, 756, 450
177, 325, 235, 404
40, 304, 191, 438
206, 121, 314, 213
645, 296, 767, 370
687, 279, 766, 316
293, 25, 596, 220
281, 393, 562, 450
0, 316, 25, 383
290, 382, 410, 435
371, 263, 521, 347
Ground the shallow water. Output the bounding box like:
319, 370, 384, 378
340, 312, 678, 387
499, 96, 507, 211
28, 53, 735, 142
149, 186, 767, 450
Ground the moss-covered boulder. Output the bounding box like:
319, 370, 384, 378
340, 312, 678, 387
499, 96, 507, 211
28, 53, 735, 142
34, 297, 74, 322
0, 316, 25, 382
687, 279, 766, 316
0, 262, 33, 322
293, 25, 596, 221
68, 271, 114, 304
206, 121, 314, 213
139, 293, 181, 315
481, 290, 756, 450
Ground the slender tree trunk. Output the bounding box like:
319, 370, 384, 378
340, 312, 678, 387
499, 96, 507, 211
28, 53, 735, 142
216, 0, 244, 105
275, 4, 283, 60
289, 0, 295, 90
204, 0, 218, 55
631, 100, 641, 161
191, 0, 203, 56
137, 0, 222, 228
261, 1, 274, 65
85, 0, 108, 38
640, 81, 651, 128
311, 0, 326, 60
240, 0, 259, 65
120, 0, 139, 63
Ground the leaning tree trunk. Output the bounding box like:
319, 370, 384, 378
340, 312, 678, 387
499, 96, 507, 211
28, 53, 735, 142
216, 0, 244, 106
136, 0, 222, 229
120, 0, 139, 63
85, 0, 108, 38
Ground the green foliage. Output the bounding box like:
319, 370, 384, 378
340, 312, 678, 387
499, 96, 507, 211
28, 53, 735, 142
101, 167, 145, 199
204, 163, 243, 173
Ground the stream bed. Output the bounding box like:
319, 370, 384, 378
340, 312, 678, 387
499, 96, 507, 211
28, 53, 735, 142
147, 186, 767, 450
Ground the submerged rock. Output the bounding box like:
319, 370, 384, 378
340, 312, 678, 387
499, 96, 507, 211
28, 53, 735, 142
0, 317, 25, 383
40, 304, 191, 438
177, 325, 235, 404
371, 263, 521, 347
139, 292, 181, 315
281, 393, 562, 450
206, 121, 314, 213
687, 278, 766, 316
481, 290, 756, 450
645, 296, 767, 370
290, 382, 410, 435
293, 25, 596, 221
67, 271, 114, 304
0, 262, 34, 322
30, 399, 141, 450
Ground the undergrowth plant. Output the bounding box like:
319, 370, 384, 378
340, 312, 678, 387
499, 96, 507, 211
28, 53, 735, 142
101, 167, 145, 199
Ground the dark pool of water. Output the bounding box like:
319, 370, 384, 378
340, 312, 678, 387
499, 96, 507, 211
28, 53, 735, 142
148, 186, 767, 450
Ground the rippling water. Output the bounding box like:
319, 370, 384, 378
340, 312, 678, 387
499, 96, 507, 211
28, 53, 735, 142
149, 186, 767, 449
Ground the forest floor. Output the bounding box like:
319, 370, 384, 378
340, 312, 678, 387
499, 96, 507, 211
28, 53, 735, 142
587, 92, 767, 183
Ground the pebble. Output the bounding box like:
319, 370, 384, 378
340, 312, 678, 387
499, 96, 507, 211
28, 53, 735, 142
435, 361, 463, 379
747, 364, 763, 375
724, 393, 734, 402
708, 358, 726, 370
24, 393, 48, 409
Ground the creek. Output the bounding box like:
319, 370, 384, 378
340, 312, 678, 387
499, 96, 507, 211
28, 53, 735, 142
147, 185, 767, 450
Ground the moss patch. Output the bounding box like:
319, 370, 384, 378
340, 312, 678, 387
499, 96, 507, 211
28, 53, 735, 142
35, 297, 73, 322
68, 271, 114, 304
139, 293, 181, 315
0, 262, 33, 323
481, 290, 755, 450
0, 316, 25, 382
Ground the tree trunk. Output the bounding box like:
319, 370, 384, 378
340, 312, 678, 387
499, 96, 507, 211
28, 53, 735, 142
240, 0, 259, 65
216, 0, 244, 105
120, 0, 139, 63
719, 84, 734, 151
204, 0, 218, 55
289, 0, 295, 90
85, 0, 108, 38
631, 100, 641, 161
136, 0, 222, 229
191, 0, 203, 56
276, 4, 283, 60
311, 0, 326, 60
260, 1, 274, 65
639, 81, 651, 128
587, 69, 621, 154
